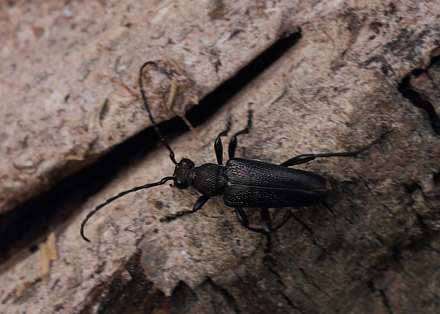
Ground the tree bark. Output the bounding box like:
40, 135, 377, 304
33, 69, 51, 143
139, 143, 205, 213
1, 1, 440, 313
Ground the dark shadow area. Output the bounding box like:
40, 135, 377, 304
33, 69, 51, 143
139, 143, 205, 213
0, 31, 301, 267
81, 252, 198, 314
397, 55, 440, 135
0, 125, 160, 268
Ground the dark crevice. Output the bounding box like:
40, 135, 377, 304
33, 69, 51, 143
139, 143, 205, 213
403, 182, 422, 194
428, 54, 440, 71
433, 172, 440, 186
360, 178, 395, 216
398, 76, 440, 134
186, 31, 301, 126
368, 282, 393, 314
205, 277, 241, 314
262, 244, 307, 313
298, 267, 331, 299
291, 212, 336, 262
364, 224, 440, 314
414, 213, 435, 243
81, 251, 197, 314
378, 289, 394, 314
0, 125, 161, 269
279, 293, 305, 314
397, 55, 440, 135
386, 215, 435, 266
0, 32, 301, 269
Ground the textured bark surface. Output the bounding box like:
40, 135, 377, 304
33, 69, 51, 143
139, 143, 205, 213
1, 0, 440, 313
0, 0, 296, 214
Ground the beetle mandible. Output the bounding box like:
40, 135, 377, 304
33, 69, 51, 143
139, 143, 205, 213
80, 61, 384, 242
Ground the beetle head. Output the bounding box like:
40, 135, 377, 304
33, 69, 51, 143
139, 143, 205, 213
173, 158, 194, 189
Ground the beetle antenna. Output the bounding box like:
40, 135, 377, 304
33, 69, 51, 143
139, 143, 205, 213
139, 61, 178, 165
80, 176, 175, 242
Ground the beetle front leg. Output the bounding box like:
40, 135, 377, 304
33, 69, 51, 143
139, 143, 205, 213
214, 118, 232, 165
228, 109, 253, 159
161, 195, 210, 222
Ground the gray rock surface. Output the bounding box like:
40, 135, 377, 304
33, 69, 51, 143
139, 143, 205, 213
1, 0, 439, 313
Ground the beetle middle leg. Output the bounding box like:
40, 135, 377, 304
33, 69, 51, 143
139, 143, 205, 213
235, 207, 293, 234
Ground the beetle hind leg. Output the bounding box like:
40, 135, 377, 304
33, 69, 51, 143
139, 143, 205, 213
235, 207, 267, 234
280, 132, 390, 167
271, 210, 293, 232
235, 207, 292, 234
261, 208, 293, 232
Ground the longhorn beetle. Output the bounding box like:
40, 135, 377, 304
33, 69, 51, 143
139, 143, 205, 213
80, 61, 385, 242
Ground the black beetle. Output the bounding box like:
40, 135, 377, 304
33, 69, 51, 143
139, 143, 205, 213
80, 61, 385, 242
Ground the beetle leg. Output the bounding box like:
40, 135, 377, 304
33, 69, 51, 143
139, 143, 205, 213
261, 208, 293, 232
271, 210, 293, 232
281, 151, 364, 167
281, 133, 390, 167
214, 117, 232, 165
236, 207, 249, 225
281, 154, 318, 166
291, 212, 314, 236
236, 208, 292, 234
161, 195, 210, 222
235, 207, 267, 234
228, 109, 253, 159
260, 208, 272, 233
236, 207, 276, 234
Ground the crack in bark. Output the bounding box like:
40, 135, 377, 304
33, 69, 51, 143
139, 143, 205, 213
397, 54, 440, 135
185, 31, 301, 127
359, 177, 396, 217
291, 213, 336, 263
263, 244, 325, 313
279, 295, 305, 314
368, 282, 394, 314
263, 254, 304, 312
362, 223, 440, 314
0, 28, 302, 264
81, 250, 199, 314
297, 267, 332, 299
205, 277, 241, 314
378, 288, 394, 314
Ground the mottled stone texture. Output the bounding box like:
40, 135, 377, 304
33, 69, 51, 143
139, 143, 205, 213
0, 0, 294, 214
1, 0, 440, 313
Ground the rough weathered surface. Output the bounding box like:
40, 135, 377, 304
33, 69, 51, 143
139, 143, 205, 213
408, 59, 440, 133
0, 0, 297, 214
1, 0, 440, 313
